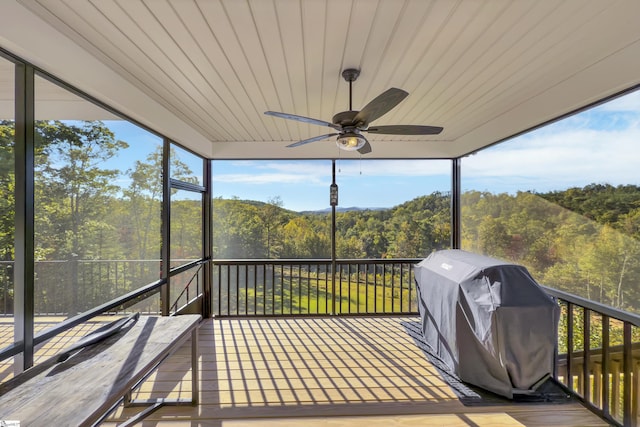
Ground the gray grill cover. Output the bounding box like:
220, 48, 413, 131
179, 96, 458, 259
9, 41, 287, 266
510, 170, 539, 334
415, 249, 559, 398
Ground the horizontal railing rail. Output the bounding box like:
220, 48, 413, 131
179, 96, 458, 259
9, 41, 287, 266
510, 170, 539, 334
0, 258, 208, 364
0, 259, 204, 317
544, 286, 640, 427
0, 278, 165, 362
170, 261, 205, 314
544, 286, 640, 327
0, 259, 162, 316
212, 258, 421, 316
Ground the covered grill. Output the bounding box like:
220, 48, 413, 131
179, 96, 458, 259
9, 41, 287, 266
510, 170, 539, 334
414, 249, 559, 398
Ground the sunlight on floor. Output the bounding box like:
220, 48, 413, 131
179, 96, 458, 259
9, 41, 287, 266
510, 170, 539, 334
0, 316, 113, 382
208, 317, 458, 407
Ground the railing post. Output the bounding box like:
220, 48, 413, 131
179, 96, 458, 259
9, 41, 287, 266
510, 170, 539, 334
254, 265, 259, 316
214, 264, 220, 316
373, 263, 378, 313
584, 308, 591, 402
262, 263, 266, 315
330, 160, 337, 315
280, 264, 284, 315
356, 263, 360, 313
400, 263, 404, 313
236, 264, 240, 315
271, 263, 275, 315
567, 302, 574, 391
634, 360, 640, 426
382, 264, 387, 313
347, 263, 352, 314
603, 314, 611, 418
70, 254, 79, 315
624, 322, 632, 426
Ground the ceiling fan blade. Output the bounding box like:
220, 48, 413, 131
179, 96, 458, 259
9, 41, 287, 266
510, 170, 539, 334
265, 111, 340, 130
353, 88, 408, 126
286, 133, 339, 148
366, 125, 443, 135
357, 140, 372, 155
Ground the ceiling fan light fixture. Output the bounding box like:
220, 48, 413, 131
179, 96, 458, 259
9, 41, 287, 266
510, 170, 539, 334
336, 132, 366, 151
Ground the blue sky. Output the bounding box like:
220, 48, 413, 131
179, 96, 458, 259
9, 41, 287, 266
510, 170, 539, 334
462, 90, 640, 195
211, 159, 453, 211
104, 89, 640, 212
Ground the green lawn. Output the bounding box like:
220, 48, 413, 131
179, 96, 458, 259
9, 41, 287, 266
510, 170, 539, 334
215, 269, 417, 315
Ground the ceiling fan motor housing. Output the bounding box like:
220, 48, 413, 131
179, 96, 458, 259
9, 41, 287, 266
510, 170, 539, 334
341, 68, 360, 82
332, 110, 362, 127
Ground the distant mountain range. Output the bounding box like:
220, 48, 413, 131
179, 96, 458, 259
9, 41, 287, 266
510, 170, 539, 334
213, 197, 388, 215
299, 206, 387, 214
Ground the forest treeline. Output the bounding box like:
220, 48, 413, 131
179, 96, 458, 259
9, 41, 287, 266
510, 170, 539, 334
213, 184, 640, 313
211, 192, 451, 260
0, 120, 639, 313
462, 186, 640, 311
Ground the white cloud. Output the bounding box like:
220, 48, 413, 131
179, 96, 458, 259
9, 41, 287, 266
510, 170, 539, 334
464, 125, 640, 192
214, 159, 452, 187
214, 172, 325, 186
337, 159, 451, 177
597, 90, 640, 112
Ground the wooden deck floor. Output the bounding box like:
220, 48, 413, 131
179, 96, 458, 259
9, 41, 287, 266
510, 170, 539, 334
102, 316, 607, 427
0, 316, 114, 383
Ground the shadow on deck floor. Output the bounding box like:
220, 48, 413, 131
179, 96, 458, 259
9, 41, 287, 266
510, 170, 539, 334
103, 316, 607, 427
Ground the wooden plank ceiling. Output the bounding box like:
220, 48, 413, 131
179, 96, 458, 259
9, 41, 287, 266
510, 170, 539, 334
6, 0, 640, 159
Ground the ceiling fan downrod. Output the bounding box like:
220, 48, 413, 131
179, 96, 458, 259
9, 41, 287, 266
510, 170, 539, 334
341, 68, 360, 111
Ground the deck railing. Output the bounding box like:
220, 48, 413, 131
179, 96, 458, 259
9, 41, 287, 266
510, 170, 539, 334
212, 258, 421, 316
0, 259, 161, 316
0, 259, 204, 317
6, 257, 556, 317
545, 286, 640, 427
3, 257, 640, 426
0, 258, 205, 365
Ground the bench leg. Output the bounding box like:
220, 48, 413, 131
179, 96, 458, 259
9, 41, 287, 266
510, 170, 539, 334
191, 327, 199, 405
117, 400, 165, 427
117, 326, 200, 426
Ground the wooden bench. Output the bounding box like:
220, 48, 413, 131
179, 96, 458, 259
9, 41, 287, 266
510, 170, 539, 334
0, 314, 201, 426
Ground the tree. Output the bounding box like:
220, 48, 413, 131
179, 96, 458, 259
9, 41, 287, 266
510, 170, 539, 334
212, 198, 266, 258
256, 196, 288, 258
337, 235, 366, 259
171, 199, 203, 259
0, 121, 15, 261
35, 120, 128, 260
477, 216, 510, 259
0, 121, 15, 314
123, 146, 198, 260
281, 216, 330, 258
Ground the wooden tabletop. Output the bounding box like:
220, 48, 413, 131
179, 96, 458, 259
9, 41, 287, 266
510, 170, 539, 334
0, 314, 200, 427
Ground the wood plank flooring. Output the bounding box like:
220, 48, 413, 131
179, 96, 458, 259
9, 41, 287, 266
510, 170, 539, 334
104, 316, 608, 426
0, 316, 114, 383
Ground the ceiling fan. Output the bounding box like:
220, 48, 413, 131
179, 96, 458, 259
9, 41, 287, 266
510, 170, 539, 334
264, 68, 443, 154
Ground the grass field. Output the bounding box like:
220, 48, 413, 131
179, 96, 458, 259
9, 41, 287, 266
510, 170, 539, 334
213, 266, 417, 316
